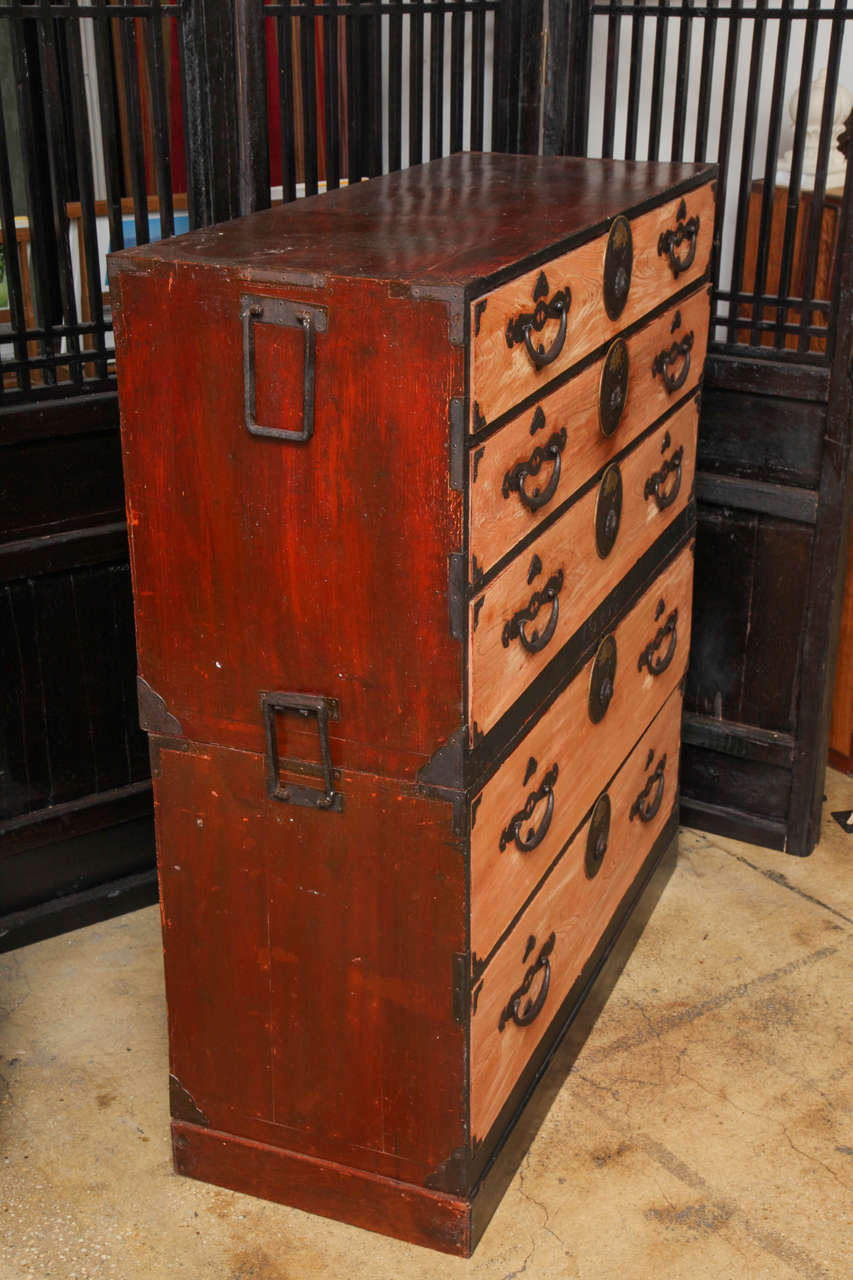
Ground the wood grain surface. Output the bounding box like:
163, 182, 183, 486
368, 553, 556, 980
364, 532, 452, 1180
469, 287, 710, 578
469, 685, 683, 1142
469, 399, 698, 739
470, 543, 693, 963
469, 183, 715, 428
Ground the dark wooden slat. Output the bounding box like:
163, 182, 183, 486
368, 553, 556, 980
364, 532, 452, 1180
470, 0, 485, 151
698, 387, 823, 490
235, 0, 271, 215
276, 6, 297, 200
679, 797, 788, 851
117, 11, 151, 247
695, 473, 818, 524
449, 1, 465, 153
346, 0, 363, 181
490, 0, 510, 152
0, 864, 158, 954
624, 6, 646, 162
693, 0, 717, 162
142, 0, 176, 233
367, 0, 383, 175
748, 0, 794, 345
0, 522, 128, 584
772, 0, 819, 349
322, 0, 341, 188
429, 0, 445, 159
408, 1, 424, 163
707, 3, 742, 327
299, 0, 320, 194
796, 0, 846, 353
0, 82, 30, 394
682, 713, 795, 768
601, 7, 621, 159
724, 0, 768, 345
91, 0, 124, 251
647, 0, 670, 161
387, 0, 403, 169
670, 0, 693, 161
680, 743, 792, 822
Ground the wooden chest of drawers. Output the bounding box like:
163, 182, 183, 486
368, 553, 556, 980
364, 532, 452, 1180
111, 153, 715, 1256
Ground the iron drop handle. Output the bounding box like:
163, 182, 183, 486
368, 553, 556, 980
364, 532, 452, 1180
658, 200, 701, 278
499, 763, 559, 854
498, 932, 556, 1032
502, 568, 564, 654
652, 331, 694, 394
502, 428, 568, 511
505, 271, 571, 370
630, 754, 667, 824
638, 608, 679, 676
644, 445, 683, 512
242, 294, 328, 442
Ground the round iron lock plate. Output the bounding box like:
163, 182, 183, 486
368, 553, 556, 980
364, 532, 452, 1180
603, 215, 633, 320
585, 792, 611, 879
595, 463, 623, 559
589, 633, 617, 724
599, 338, 630, 437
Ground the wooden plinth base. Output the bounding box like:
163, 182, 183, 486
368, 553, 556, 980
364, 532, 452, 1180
170, 829, 678, 1256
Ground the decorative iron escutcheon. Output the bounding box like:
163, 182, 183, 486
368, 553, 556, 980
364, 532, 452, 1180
603, 215, 634, 320
630, 754, 667, 823
503, 427, 568, 511
498, 932, 556, 1032
595, 463, 623, 558
644, 445, 684, 512
585, 792, 612, 880
505, 270, 571, 369
502, 568, 565, 654
638, 608, 679, 676
658, 198, 701, 278
599, 338, 630, 437
651, 330, 694, 394
242, 294, 328, 441
589, 633, 617, 724
499, 763, 559, 854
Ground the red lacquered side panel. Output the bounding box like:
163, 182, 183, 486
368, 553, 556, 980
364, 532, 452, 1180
153, 738, 467, 1185
114, 266, 464, 778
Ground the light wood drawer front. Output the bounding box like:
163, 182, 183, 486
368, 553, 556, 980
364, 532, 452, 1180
469, 183, 714, 430
469, 399, 698, 741
469, 288, 710, 581
470, 542, 693, 964
469, 685, 683, 1143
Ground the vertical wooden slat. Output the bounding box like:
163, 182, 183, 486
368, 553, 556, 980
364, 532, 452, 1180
117, 10, 151, 246
66, 0, 108, 379
92, 0, 124, 252
346, 0, 363, 181
367, 0, 382, 175
491, 0, 510, 153
624, 5, 646, 162
773, 0, 819, 349
726, 0, 769, 345
470, 0, 486, 151
693, 0, 718, 163
670, 0, 693, 162
10, 8, 58, 384
647, 0, 669, 162
409, 0, 424, 164
299, 0, 319, 193
235, 0, 271, 215
797, 0, 846, 352
276, 6, 297, 200
429, 0, 445, 159
449, 0, 464, 153
749, 0, 793, 345
388, 0, 402, 170
0, 86, 31, 393
323, 0, 341, 187
601, 4, 621, 159
37, 0, 82, 385
142, 0, 175, 235
709, 6, 742, 332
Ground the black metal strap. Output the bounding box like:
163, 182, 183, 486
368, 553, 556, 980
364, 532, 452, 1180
242, 294, 328, 441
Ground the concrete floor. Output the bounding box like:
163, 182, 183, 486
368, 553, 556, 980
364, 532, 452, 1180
2, 772, 853, 1280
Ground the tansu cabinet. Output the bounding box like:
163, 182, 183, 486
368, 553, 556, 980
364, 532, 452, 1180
111, 154, 716, 1256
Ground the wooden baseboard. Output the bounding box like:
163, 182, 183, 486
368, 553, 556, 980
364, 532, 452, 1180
0, 866, 158, 954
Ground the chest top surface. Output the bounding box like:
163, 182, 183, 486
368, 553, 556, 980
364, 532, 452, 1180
109, 152, 715, 291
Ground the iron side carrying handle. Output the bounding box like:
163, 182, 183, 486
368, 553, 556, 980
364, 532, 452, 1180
261, 691, 343, 810
242, 294, 328, 442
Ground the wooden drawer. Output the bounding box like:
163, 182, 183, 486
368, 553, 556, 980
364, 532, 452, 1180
469, 183, 715, 430
470, 542, 693, 964
468, 398, 698, 740
469, 684, 683, 1144
469, 288, 710, 581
